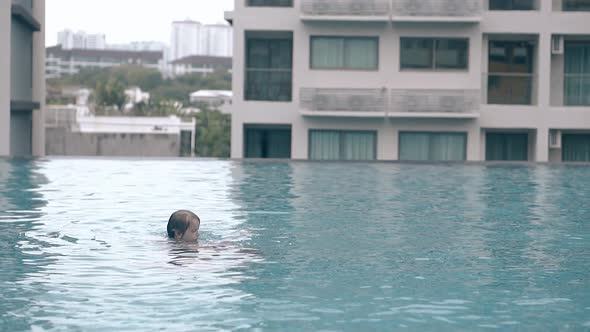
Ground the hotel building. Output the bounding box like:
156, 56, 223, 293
0, 0, 45, 157
227, 0, 590, 162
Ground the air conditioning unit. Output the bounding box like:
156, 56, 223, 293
552, 35, 564, 55
549, 130, 562, 149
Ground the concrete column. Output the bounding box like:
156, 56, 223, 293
230, 117, 243, 159
32, 0, 46, 156
467, 122, 481, 161
291, 120, 306, 160
536, 127, 549, 162
537, 32, 552, 109
381, 119, 397, 161
0, 1, 11, 156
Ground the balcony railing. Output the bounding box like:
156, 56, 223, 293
300, 88, 480, 117
301, 0, 390, 17
300, 88, 389, 113
391, 0, 483, 18
391, 89, 480, 113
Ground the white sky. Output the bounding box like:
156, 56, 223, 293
46, 0, 234, 46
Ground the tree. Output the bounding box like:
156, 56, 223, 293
194, 108, 231, 158
95, 78, 127, 111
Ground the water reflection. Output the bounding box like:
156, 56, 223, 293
0, 158, 52, 331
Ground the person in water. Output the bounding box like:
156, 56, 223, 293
167, 210, 200, 241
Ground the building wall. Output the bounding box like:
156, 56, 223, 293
0, 0, 11, 156
1, 0, 45, 157
46, 128, 181, 157
230, 0, 590, 162
32, 0, 45, 156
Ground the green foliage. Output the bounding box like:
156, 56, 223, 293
194, 108, 231, 158
47, 66, 231, 111
95, 78, 127, 110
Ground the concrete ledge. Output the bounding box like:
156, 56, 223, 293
11, 4, 41, 31
391, 16, 481, 23
11, 100, 41, 111
300, 15, 390, 22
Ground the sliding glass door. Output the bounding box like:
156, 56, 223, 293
309, 130, 376, 161
399, 132, 467, 161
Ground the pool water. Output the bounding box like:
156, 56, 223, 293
0, 158, 589, 331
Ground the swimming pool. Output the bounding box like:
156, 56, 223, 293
0, 158, 589, 331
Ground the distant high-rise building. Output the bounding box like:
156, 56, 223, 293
170, 20, 233, 60
205, 24, 232, 57
171, 20, 201, 61
57, 29, 106, 50
85, 33, 106, 49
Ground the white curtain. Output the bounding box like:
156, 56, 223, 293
312, 37, 377, 70
343, 132, 376, 160
565, 42, 590, 106
430, 134, 466, 161
399, 133, 430, 161
309, 131, 340, 160
309, 131, 375, 160
400, 133, 466, 161
344, 38, 378, 70
311, 38, 344, 69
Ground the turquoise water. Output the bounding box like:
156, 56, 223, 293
1, 158, 589, 331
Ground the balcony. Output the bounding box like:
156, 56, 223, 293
300, 0, 390, 22
300, 88, 480, 118
391, 0, 483, 22
300, 88, 389, 117
390, 89, 480, 118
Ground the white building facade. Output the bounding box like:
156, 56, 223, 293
58, 29, 106, 49
171, 20, 202, 61
204, 24, 234, 57
1, 0, 46, 157
46, 46, 164, 79
171, 20, 233, 60
228, 0, 590, 162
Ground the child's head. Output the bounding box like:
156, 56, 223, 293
167, 210, 200, 241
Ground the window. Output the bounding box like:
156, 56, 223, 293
489, 0, 536, 10
10, 20, 33, 101
399, 132, 467, 161
563, 0, 590, 11
562, 134, 590, 161
309, 130, 376, 161
245, 31, 293, 101
247, 0, 293, 7
245, 126, 291, 158
311, 37, 378, 70
487, 41, 535, 105
564, 41, 590, 106
486, 133, 529, 161
400, 38, 468, 70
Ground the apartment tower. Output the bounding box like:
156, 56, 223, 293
228, 0, 590, 162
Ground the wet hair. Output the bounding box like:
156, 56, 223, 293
167, 210, 200, 239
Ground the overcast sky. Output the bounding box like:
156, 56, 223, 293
46, 0, 234, 46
